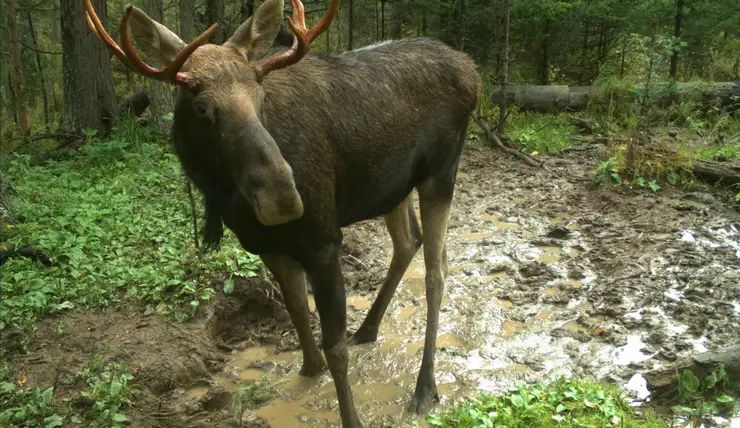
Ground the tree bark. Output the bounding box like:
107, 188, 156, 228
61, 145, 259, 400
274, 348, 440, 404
491, 82, 740, 113
179, 0, 195, 40
26, 11, 51, 133
579, 21, 589, 84
145, 0, 176, 135
5, 0, 30, 137
541, 18, 551, 85
239, 0, 254, 23
646, 344, 740, 403
670, 0, 685, 79
347, 0, 354, 50
206, 0, 225, 44
381, 0, 386, 40
60, 0, 117, 136
498, 2, 510, 134
619, 35, 627, 77
390, 0, 404, 39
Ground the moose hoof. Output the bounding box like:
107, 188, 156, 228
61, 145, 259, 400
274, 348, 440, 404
347, 328, 378, 346
407, 381, 439, 415
299, 356, 327, 377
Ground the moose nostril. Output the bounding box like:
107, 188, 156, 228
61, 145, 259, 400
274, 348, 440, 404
194, 100, 208, 117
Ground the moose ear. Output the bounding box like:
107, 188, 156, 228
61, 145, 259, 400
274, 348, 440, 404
127, 5, 186, 67
225, 0, 285, 58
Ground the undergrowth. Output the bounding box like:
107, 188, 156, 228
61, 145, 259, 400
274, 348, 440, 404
425, 377, 667, 428
0, 129, 261, 336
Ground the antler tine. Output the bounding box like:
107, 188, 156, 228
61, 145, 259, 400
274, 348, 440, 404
256, 0, 339, 79
83, 0, 136, 71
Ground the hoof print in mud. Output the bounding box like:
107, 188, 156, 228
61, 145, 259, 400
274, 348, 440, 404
546, 226, 572, 239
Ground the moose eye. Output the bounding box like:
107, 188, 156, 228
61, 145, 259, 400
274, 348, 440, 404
194, 100, 209, 118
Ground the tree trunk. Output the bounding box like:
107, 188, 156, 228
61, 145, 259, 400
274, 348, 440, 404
579, 21, 589, 84
381, 0, 386, 39
145, 0, 175, 135
239, 0, 254, 23
669, 0, 685, 79
619, 35, 627, 77
541, 18, 551, 85
5, 0, 30, 137
390, 0, 403, 39
179, 0, 195, 40
347, 0, 354, 50
498, 2, 510, 134
206, 0, 225, 43
26, 11, 51, 133
60, 0, 117, 136
51, 4, 60, 44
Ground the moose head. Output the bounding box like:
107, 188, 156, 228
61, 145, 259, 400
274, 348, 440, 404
83, 0, 339, 226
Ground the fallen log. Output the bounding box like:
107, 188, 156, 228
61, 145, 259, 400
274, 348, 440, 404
491, 82, 740, 113
645, 344, 740, 402
691, 159, 740, 186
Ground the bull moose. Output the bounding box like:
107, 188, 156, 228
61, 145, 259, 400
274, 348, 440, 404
83, 0, 480, 425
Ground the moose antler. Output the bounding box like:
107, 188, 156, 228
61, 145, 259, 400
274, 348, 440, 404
83, 0, 219, 86
256, 0, 339, 79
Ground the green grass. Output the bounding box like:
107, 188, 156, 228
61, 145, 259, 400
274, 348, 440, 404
425, 377, 667, 428
0, 131, 262, 336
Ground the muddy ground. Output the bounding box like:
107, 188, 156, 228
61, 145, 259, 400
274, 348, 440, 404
8, 141, 740, 427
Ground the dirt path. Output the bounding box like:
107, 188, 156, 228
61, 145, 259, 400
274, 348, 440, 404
10, 142, 740, 427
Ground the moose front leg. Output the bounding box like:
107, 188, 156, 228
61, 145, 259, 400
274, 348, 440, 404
305, 245, 364, 428
261, 254, 326, 376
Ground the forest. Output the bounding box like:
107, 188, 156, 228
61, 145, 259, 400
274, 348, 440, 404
1, 0, 740, 427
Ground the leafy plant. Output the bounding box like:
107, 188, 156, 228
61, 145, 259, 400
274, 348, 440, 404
74, 362, 135, 427
595, 157, 623, 187
671, 364, 737, 425
0, 131, 263, 335
0, 364, 62, 428
426, 377, 666, 427
232, 375, 284, 427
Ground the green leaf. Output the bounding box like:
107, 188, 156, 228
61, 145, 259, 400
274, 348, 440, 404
510, 393, 526, 408
42, 386, 54, 404
43, 414, 63, 427
716, 395, 734, 404
112, 413, 129, 422
223, 278, 235, 295
109, 380, 123, 396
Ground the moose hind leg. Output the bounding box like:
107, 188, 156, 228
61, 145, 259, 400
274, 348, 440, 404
408, 178, 453, 414
349, 194, 422, 345
261, 254, 326, 377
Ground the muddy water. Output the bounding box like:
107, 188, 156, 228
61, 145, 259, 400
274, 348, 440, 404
186, 146, 740, 427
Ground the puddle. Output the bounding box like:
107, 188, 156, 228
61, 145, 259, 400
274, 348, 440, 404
179, 148, 740, 427
480, 215, 520, 230
611, 335, 656, 366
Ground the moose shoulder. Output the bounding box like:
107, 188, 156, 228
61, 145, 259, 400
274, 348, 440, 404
83, 0, 480, 426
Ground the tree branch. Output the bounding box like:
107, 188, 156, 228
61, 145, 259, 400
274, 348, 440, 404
19, 39, 62, 55
471, 112, 543, 168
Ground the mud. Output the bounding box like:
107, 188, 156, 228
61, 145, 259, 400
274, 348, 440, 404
7, 142, 740, 427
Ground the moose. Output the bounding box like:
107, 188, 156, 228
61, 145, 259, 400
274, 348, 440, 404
83, 0, 480, 425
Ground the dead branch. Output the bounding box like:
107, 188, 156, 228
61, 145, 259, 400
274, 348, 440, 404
471, 112, 543, 167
